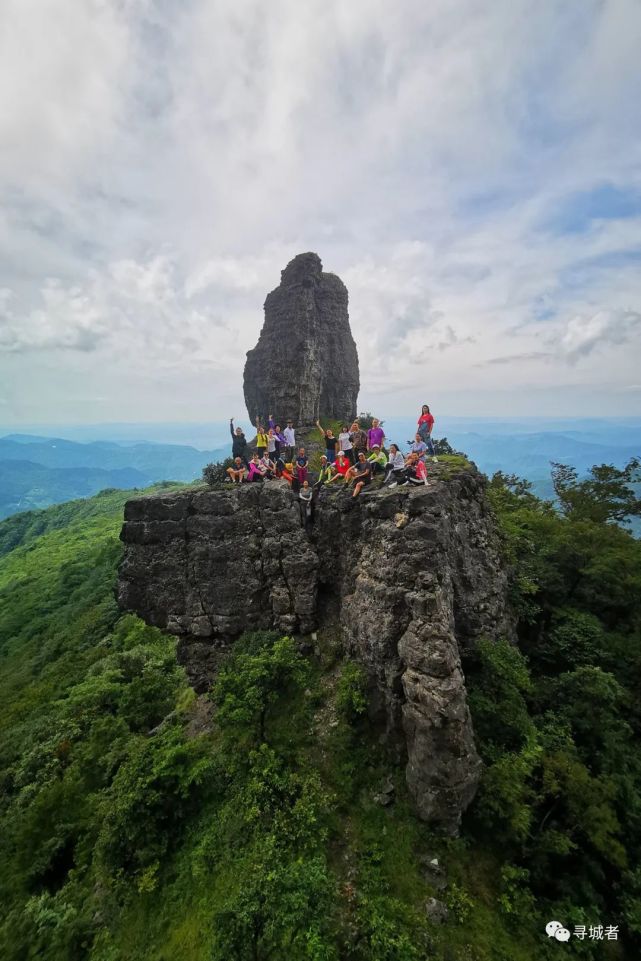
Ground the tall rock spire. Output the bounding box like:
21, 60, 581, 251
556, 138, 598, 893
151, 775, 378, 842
243, 252, 360, 426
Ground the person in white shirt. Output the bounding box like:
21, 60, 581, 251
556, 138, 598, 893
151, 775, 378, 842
338, 424, 354, 464
283, 421, 296, 463
383, 444, 406, 486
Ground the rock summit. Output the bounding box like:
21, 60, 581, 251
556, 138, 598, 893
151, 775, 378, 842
243, 252, 360, 427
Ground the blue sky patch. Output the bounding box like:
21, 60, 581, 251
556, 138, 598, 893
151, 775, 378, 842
545, 183, 641, 235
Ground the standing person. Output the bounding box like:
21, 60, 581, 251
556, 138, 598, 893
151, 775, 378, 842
299, 480, 314, 531
255, 418, 268, 458
316, 420, 338, 463
226, 457, 246, 484
296, 447, 308, 485
338, 424, 354, 464
367, 418, 385, 451
274, 425, 286, 459
229, 418, 249, 464
283, 420, 296, 463
350, 420, 368, 459
351, 452, 372, 498
383, 444, 406, 486
417, 405, 436, 457
267, 428, 278, 459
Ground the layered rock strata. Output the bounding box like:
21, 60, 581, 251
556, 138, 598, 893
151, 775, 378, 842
243, 252, 360, 426
118, 466, 511, 833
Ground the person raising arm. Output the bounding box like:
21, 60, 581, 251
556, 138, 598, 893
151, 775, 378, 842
316, 420, 338, 463
230, 418, 249, 464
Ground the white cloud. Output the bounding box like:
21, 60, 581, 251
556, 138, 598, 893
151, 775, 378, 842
0, 0, 640, 421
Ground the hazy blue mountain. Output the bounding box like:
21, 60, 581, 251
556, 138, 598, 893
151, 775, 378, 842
0, 460, 149, 518
0, 434, 230, 519
0, 435, 228, 475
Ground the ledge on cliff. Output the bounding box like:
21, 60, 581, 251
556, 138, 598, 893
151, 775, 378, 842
117, 463, 512, 834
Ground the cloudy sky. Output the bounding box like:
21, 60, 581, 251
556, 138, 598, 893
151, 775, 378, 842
1, 0, 641, 425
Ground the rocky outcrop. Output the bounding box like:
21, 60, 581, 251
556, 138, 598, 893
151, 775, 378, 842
243, 252, 360, 427
118, 465, 512, 834
117, 483, 318, 691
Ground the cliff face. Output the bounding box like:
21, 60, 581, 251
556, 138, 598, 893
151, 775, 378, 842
243, 252, 360, 426
118, 466, 512, 833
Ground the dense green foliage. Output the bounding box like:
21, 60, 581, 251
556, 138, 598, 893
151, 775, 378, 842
464, 470, 641, 953
0, 463, 639, 959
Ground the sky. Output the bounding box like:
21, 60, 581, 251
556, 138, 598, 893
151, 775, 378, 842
1, 0, 641, 425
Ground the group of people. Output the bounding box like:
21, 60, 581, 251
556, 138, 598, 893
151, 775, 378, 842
226, 406, 437, 525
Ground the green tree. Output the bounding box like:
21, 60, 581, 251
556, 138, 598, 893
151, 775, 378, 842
551, 458, 641, 525
213, 634, 310, 745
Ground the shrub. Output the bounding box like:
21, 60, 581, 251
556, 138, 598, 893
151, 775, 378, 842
335, 662, 368, 722
202, 459, 234, 486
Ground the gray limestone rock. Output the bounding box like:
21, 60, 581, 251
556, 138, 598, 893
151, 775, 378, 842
118, 463, 512, 833
243, 252, 360, 427
425, 897, 449, 924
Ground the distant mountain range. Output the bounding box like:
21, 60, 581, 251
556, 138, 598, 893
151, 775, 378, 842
0, 435, 228, 519
1, 419, 639, 525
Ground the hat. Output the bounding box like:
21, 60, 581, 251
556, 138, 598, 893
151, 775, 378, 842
372, 443, 380, 448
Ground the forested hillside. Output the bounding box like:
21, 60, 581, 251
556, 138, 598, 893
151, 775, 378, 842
0, 467, 640, 959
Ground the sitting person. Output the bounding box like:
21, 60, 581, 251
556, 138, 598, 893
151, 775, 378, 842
367, 444, 387, 475
351, 452, 372, 497
404, 451, 428, 485
246, 453, 265, 482
326, 449, 351, 483
383, 444, 406, 486
226, 456, 246, 484
314, 455, 335, 489
406, 432, 428, 461
316, 420, 338, 463
296, 447, 308, 484
260, 452, 275, 479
